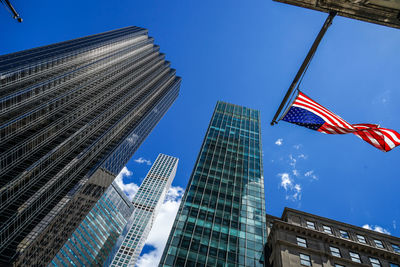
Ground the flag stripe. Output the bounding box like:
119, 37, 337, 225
298, 93, 354, 129
282, 91, 400, 152
294, 100, 349, 133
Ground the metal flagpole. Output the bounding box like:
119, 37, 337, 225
270, 11, 336, 126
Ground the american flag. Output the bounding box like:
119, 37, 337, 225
281, 91, 400, 152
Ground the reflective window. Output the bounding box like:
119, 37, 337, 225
374, 239, 384, 249
329, 246, 341, 257
369, 257, 381, 267
339, 230, 349, 239
300, 254, 311, 266
390, 263, 400, 267
356, 234, 366, 244
296, 237, 307, 248
323, 225, 332, 234
349, 252, 361, 263
334, 264, 345, 267
306, 221, 315, 230
391, 244, 400, 253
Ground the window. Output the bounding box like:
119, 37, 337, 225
356, 234, 366, 244
306, 221, 315, 230
390, 263, 399, 267
334, 264, 345, 267
391, 244, 400, 253
339, 230, 349, 239
323, 225, 332, 234
374, 239, 384, 249
300, 253, 311, 266
369, 257, 381, 267
297, 237, 307, 248
329, 246, 341, 257
349, 252, 361, 263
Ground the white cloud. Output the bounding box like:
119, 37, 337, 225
279, 173, 292, 190
304, 170, 318, 180
278, 173, 302, 201
292, 169, 300, 176
298, 154, 307, 159
136, 186, 184, 267
362, 224, 391, 235
275, 138, 283, 146
115, 167, 139, 200
134, 157, 152, 165
289, 154, 297, 168
393, 220, 397, 230
293, 144, 301, 150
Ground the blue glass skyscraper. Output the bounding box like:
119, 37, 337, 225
159, 101, 266, 267
50, 181, 133, 266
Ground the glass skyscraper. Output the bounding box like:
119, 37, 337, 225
159, 101, 266, 267
107, 153, 179, 267
0, 26, 180, 265
50, 181, 133, 266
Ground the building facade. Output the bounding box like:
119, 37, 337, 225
0, 26, 180, 265
107, 153, 179, 267
264, 208, 400, 267
50, 181, 133, 266
159, 101, 266, 267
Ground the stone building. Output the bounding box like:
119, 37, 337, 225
264, 208, 400, 267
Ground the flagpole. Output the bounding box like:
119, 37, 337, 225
270, 11, 336, 126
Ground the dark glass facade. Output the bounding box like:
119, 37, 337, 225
0, 26, 180, 265
159, 101, 266, 267
50, 181, 133, 266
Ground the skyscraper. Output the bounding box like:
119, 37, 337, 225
50, 181, 134, 266
107, 153, 179, 267
159, 101, 266, 267
0, 26, 181, 265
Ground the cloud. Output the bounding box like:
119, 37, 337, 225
393, 220, 397, 230
304, 170, 318, 180
289, 154, 297, 168
278, 173, 302, 201
275, 138, 283, 146
292, 169, 300, 176
293, 144, 301, 150
115, 167, 139, 200
134, 157, 152, 165
298, 154, 307, 159
362, 224, 391, 235
136, 186, 184, 267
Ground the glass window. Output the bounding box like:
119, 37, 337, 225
369, 257, 381, 267
329, 246, 341, 257
391, 244, 400, 253
306, 221, 315, 230
390, 263, 400, 267
349, 252, 361, 263
374, 239, 384, 249
323, 225, 332, 234
297, 237, 307, 248
300, 253, 311, 266
356, 234, 366, 244
339, 230, 349, 239
334, 264, 345, 267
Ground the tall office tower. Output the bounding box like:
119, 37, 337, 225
50, 181, 134, 266
0, 26, 181, 265
159, 101, 266, 267
107, 153, 179, 267
264, 208, 400, 267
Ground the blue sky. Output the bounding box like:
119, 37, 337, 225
2, 0, 399, 265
